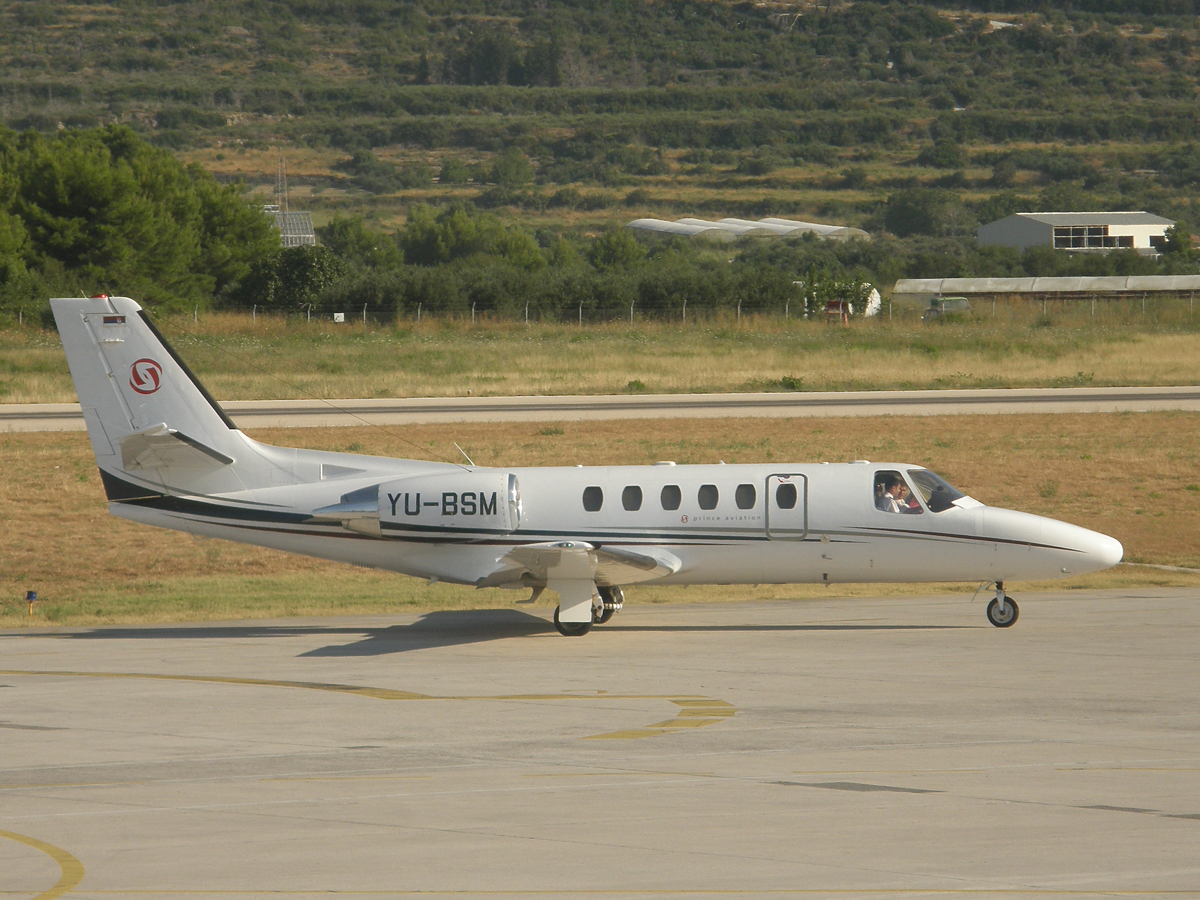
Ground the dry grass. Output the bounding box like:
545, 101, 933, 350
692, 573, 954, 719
2, 411, 1197, 627
3, 307, 1200, 404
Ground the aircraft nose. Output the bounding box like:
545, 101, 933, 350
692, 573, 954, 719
1084, 530, 1124, 570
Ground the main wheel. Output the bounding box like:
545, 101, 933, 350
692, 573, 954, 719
986, 596, 1019, 628
553, 605, 592, 636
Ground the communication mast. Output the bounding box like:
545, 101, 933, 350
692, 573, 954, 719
275, 150, 290, 214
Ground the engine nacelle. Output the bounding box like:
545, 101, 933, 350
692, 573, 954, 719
379, 471, 521, 537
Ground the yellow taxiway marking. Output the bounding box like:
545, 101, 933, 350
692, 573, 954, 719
21, 889, 1200, 896
0, 670, 734, 740
262, 775, 433, 783
0, 829, 85, 900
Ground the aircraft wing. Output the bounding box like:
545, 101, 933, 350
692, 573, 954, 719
476, 541, 682, 588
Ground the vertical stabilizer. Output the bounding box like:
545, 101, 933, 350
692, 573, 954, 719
51, 296, 254, 496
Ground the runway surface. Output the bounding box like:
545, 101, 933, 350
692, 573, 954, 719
2, 587, 1198, 898
4, 384, 1200, 431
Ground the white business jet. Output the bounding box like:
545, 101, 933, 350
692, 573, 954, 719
52, 296, 1123, 635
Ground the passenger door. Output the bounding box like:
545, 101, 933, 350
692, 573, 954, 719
765, 474, 808, 540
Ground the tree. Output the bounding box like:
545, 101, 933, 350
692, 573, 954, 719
490, 149, 534, 187
400, 204, 544, 270
318, 215, 403, 269
240, 245, 348, 308
588, 229, 646, 270
884, 189, 975, 238
1164, 222, 1193, 258
917, 139, 965, 169
0, 125, 276, 311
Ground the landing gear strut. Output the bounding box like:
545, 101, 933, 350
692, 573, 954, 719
594, 585, 624, 625
986, 582, 1019, 628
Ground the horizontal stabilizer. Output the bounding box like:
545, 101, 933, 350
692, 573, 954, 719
120, 423, 234, 472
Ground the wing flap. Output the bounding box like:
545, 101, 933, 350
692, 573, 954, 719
478, 541, 681, 588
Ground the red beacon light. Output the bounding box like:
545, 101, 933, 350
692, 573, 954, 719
90, 294, 108, 299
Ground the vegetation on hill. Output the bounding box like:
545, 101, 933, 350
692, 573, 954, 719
5, 2, 1200, 320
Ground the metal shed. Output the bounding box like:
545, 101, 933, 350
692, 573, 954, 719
977, 212, 1175, 253
893, 275, 1200, 304
265, 206, 317, 248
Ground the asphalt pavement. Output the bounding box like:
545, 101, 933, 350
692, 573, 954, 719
3, 587, 1198, 898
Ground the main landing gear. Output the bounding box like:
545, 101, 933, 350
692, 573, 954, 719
553, 585, 625, 636
986, 582, 1019, 628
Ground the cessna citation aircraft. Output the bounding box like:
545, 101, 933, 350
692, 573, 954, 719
53, 295, 1124, 635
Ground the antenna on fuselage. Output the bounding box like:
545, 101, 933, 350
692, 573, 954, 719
454, 442, 476, 467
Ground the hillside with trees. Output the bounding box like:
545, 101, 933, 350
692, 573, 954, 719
3, 0, 1200, 319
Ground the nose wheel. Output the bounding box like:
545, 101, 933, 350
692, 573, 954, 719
986, 583, 1019, 628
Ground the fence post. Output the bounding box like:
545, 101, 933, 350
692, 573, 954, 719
784, 300, 788, 321
579, 301, 582, 327
472, 301, 475, 325
363, 303, 367, 326
253, 304, 256, 323
525, 301, 529, 325
682, 298, 687, 326
417, 303, 421, 323
194, 305, 198, 323
630, 301, 634, 325
737, 298, 741, 323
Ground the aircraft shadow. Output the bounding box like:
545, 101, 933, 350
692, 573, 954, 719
605, 624, 969, 633
35, 609, 555, 655
299, 609, 554, 656
25, 612, 969, 658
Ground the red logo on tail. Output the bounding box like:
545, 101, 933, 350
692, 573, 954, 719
129, 358, 163, 394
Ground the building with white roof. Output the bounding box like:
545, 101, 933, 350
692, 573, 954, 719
977, 211, 1175, 254
627, 216, 868, 242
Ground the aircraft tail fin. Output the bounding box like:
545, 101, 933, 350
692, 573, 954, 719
51, 296, 252, 496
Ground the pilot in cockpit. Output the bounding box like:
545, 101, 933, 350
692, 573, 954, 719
876, 473, 923, 514
877, 476, 906, 513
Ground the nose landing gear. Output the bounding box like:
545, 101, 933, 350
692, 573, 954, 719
986, 582, 1019, 628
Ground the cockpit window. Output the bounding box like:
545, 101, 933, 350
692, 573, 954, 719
906, 469, 966, 512
874, 470, 923, 515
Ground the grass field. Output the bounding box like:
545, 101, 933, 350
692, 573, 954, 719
3, 304, 1200, 404
2, 412, 1197, 628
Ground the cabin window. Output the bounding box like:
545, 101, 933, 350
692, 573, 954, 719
661, 484, 681, 510
698, 484, 719, 510
582, 486, 604, 512
874, 470, 922, 515
907, 469, 966, 513
775, 483, 797, 509
735, 483, 756, 509
622, 485, 643, 511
